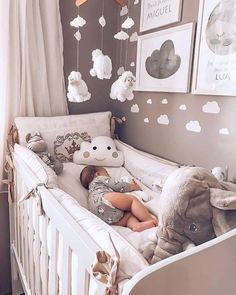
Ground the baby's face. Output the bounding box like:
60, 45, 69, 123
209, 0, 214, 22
96, 167, 109, 177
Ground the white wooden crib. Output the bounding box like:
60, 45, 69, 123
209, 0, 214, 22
7, 112, 236, 295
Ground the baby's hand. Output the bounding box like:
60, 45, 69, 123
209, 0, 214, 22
131, 179, 142, 191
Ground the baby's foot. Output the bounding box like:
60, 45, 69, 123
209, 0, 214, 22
132, 220, 156, 232
151, 216, 158, 226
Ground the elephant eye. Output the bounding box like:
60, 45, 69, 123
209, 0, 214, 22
189, 223, 198, 232
107, 146, 111, 150
93, 146, 97, 150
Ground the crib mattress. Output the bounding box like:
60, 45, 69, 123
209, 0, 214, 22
57, 162, 161, 255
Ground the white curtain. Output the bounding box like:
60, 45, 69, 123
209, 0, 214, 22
0, 0, 68, 191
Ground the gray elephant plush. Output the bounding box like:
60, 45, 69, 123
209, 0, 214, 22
143, 167, 236, 264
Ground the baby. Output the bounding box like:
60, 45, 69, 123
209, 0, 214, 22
80, 165, 158, 232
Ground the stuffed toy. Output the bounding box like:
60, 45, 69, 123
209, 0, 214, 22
73, 136, 124, 167
211, 166, 228, 181
90, 49, 112, 80
110, 71, 135, 102
26, 132, 63, 175
67, 71, 91, 103
142, 167, 236, 264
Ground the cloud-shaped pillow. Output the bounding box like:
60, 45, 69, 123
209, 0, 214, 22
73, 136, 124, 167
145, 40, 181, 79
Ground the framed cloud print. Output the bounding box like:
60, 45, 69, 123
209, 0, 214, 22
135, 23, 195, 93
140, 0, 183, 32
192, 0, 236, 96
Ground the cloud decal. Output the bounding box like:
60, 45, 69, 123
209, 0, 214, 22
202, 101, 220, 114
219, 128, 229, 135
147, 99, 152, 104
179, 104, 187, 111
144, 118, 149, 123
186, 121, 201, 133
131, 104, 140, 113
157, 115, 169, 125
145, 40, 181, 79
161, 98, 168, 104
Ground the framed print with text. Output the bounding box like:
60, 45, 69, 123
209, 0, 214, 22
140, 0, 183, 32
192, 0, 236, 96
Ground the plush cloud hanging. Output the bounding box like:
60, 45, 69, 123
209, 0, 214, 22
90, 49, 112, 80
114, 30, 129, 40
70, 15, 86, 28
121, 17, 135, 29
99, 15, 106, 27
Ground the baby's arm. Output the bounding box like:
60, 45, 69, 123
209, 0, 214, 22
103, 177, 141, 193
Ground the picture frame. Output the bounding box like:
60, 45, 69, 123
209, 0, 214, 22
135, 23, 195, 93
140, 0, 183, 33
192, 0, 236, 96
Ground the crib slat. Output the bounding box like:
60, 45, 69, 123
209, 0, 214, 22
34, 200, 42, 295
78, 267, 90, 295
49, 223, 59, 295
20, 201, 25, 271
28, 198, 35, 295
23, 201, 30, 285
61, 240, 71, 295
41, 216, 49, 295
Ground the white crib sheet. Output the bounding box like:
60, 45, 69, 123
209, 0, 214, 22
57, 162, 161, 255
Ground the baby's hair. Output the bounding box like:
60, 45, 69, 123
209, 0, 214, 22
80, 165, 98, 189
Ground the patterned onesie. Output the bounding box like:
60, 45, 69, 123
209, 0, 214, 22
88, 176, 132, 224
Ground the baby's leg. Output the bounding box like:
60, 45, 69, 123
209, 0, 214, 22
114, 212, 156, 232
104, 192, 158, 224
127, 215, 156, 232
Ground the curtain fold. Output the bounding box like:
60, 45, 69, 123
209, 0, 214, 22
0, 0, 68, 191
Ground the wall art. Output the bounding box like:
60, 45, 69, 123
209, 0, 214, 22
140, 0, 183, 32
135, 23, 195, 93
192, 0, 236, 96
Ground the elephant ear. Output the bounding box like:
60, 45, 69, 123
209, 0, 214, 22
210, 188, 236, 210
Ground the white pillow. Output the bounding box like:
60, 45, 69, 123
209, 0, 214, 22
14, 144, 58, 188
115, 140, 180, 190
73, 136, 124, 167
15, 112, 112, 162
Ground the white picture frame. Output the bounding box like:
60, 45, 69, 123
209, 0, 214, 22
135, 23, 195, 93
192, 0, 236, 96
140, 0, 183, 33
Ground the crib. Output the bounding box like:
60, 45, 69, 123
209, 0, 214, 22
6, 111, 236, 295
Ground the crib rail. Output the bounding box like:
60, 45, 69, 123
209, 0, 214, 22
10, 153, 101, 295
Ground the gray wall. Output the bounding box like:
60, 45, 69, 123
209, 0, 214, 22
60, 1, 236, 179
112, 0, 236, 180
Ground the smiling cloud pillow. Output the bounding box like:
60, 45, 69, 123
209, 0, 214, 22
73, 136, 124, 167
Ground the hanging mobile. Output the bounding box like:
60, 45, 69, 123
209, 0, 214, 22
90, 0, 112, 80
67, 5, 91, 102
110, 0, 136, 102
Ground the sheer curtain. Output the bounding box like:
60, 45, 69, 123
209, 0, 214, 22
0, 0, 68, 191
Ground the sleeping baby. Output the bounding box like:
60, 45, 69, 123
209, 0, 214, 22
80, 165, 158, 232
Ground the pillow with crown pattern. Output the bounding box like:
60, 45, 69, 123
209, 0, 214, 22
54, 132, 91, 162
73, 136, 124, 167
